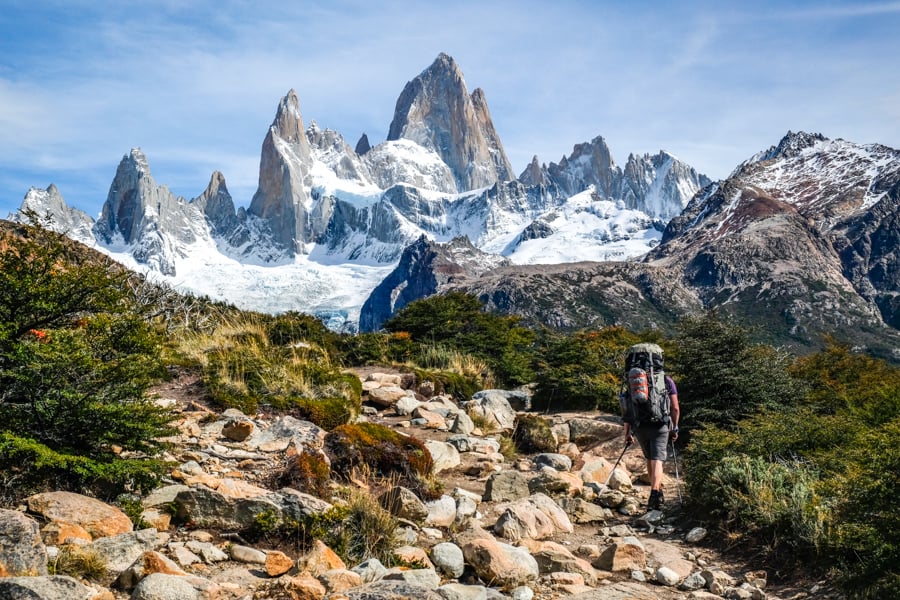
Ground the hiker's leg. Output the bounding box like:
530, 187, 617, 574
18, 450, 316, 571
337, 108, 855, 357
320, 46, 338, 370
648, 458, 664, 490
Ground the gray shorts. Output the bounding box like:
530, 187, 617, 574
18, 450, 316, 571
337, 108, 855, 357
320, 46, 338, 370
634, 423, 669, 461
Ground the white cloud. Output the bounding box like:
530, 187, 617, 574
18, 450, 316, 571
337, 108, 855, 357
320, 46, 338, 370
1, 0, 899, 217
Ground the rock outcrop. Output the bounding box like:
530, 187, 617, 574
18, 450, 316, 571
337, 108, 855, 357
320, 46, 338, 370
247, 89, 314, 253
359, 235, 510, 331
522, 135, 710, 221
387, 53, 515, 192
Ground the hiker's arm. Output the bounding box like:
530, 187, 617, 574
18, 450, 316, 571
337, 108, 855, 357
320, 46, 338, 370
669, 392, 680, 440
624, 422, 633, 445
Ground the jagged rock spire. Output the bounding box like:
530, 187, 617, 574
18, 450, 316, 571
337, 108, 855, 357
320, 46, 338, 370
387, 53, 515, 192
248, 89, 314, 252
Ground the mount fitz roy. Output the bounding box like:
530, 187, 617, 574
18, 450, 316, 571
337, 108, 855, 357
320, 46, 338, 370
14, 54, 900, 355
16, 53, 708, 329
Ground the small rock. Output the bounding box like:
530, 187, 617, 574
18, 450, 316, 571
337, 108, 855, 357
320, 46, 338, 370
656, 565, 681, 586
228, 544, 266, 564
266, 550, 294, 576
686, 527, 708, 543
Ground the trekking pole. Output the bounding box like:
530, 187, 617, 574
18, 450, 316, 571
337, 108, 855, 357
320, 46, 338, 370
670, 437, 683, 504
602, 438, 633, 488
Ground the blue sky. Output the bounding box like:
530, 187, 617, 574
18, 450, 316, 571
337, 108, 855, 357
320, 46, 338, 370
2, 0, 899, 218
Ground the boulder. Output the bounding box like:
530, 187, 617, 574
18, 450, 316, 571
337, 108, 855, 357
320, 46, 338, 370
414, 406, 448, 429
430, 541, 465, 578
455, 525, 539, 587
228, 544, 266, 564
462, 390, 518, 431
558, 497, 612, 524
87, 528, 166, 575
567, 417, 623, 448
379, 486, 429, 522
351, 557, 389, 583
594, 537, 647, 572
265, 550, 294, 576
337, 580, 444, 599
114, 550, 187, 591
246, 415, 326, 452
482, 470, 529, 502
130, 572, 219, 600
222, 417, 255, 441
0, 575, 96, 600
436, 582, 490, 600
296, 539, 346, 576
173, 486, 283, 531
0, 508, 47, 576
521, 539, 603, 586
383, 567, 442, 589
318, 568, 363, 593
533, 453, 572, 471
367, 385, 409, 408
282, 571, 326, 599
26, 491, 132, 539
449, 411, 475, 435
424, 440, 461, 473
425, 495, 457, 528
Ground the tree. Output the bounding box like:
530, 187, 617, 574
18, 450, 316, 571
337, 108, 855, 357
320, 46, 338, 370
671, 312, 805, 433
531, 327, 641, 412
384, 292, 535, 386
0, 221, 173, 498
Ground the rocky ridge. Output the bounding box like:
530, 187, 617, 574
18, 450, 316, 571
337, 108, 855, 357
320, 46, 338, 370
15, 53, 707, 327
386, 132, 900, 357
0, 369, 844, 600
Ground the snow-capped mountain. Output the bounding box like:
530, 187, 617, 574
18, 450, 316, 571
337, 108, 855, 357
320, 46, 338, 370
424, 131, 900, 357
14, 53, 709, 329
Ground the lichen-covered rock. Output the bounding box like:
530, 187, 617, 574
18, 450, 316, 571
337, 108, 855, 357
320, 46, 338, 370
26, 491, 132, 539
0, 509, 47, 576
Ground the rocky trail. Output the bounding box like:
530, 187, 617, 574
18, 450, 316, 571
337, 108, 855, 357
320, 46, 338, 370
0, 368, 843, 600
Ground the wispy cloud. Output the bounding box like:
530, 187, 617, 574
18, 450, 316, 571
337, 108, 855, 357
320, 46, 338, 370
1, 0, 899, 217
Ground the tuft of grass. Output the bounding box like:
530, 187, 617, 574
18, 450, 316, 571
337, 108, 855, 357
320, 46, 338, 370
52, 545, 107, 581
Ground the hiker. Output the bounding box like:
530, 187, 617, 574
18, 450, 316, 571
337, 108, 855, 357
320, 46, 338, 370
620, 343, 680, 510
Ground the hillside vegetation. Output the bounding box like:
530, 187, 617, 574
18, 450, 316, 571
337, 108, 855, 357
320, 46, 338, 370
0, 220, 897, 598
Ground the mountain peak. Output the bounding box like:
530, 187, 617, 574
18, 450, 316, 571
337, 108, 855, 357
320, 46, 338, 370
271, 89, 305, 144
386, 54, 514, 192
771, 130, 828, 159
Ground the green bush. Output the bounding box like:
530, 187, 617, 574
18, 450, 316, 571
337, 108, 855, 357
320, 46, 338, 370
384, 292, 535, 387
825, 417, 900, 598
0, 432, 168, 500
531, 327, 640, 412
291, 396, 358, 430
0, 222, 174, 501
512, 414, 557, 454
325, 422, 438, 499
672, 312, 805, 432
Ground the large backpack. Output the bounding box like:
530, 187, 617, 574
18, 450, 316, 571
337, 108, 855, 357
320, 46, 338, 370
620, 343, 670, 427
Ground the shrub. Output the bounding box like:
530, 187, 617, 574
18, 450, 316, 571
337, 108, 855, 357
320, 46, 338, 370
52, 545, 107, 580
0, 432, 168, 502
672, 312, 805, 432
384, 292, 535, 387
412, 368, 482, 401
825, 417, 900, 598
512, 414, 557, 454
0, 221, 174, 501
273, 451, 332, 499
323, 488, 400, 566
325, 422, 436, 497
291, 396, 358, 431
180, 316, 358, 416
704, 453, 823, 552
531, 327, 640, 413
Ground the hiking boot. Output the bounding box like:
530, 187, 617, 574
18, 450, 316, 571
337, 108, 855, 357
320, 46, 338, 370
648, 489, 664, 510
